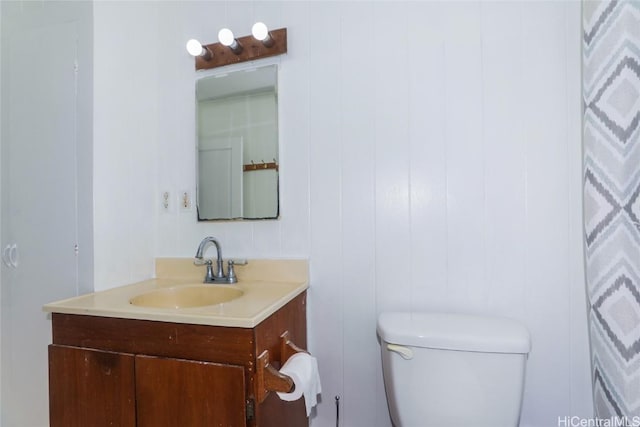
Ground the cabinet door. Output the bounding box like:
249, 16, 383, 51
136, 355, 247, 427
3, 19, 83, 427
48, 345, 136, 427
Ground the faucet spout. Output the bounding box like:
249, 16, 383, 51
194, 236, 225, 282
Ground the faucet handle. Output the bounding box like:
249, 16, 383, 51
194, 258, 218, 282
227, 260, 238, 284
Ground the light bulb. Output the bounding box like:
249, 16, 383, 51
252, 22, 269, 41
251, 22, 275, 47
186, 39, 203, 56
218, 28, 235, 47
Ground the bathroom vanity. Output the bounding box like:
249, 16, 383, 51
44, 259, 309, 427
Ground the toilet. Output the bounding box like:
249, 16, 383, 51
377, 311, 531, 427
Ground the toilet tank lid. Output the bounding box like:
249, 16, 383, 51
377, 312, 531, 354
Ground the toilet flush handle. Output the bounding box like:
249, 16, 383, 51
386, 344, 414, 360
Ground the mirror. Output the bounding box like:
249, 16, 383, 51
196, 65, 279, 221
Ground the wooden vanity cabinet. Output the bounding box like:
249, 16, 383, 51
48, 292, 308, 427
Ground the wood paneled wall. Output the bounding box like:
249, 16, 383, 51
94, 2, 592, 426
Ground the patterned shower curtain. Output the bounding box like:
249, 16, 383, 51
583, 0, 640, 420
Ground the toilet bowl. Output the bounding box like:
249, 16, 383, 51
377, 311, 531, 427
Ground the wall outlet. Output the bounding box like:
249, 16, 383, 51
161, 191, 171, 213
180, 190, 192, 211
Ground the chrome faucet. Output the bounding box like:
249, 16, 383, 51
194, 237, 237, 284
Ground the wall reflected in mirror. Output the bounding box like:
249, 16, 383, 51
196, 65, 279, 221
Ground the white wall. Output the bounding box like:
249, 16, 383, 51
94, 1, 593, 426
93, 1, 158, 290
0, 4, 3, 423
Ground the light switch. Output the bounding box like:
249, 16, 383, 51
180, 190, 192, 211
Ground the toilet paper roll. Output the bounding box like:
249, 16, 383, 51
276, 352, 322, 416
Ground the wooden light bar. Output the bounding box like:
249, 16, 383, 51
195, 28, 287, 71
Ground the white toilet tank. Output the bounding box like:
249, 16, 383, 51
377, 312, 531, 427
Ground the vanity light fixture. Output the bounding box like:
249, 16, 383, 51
251, 22, 275, 48
218, 28, 243, 55
189, 25, 287, 71
186, 39, 213, 61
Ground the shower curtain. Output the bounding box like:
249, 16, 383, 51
583, 0, 640, 420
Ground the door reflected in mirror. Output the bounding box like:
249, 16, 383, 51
196, 65, 279, 221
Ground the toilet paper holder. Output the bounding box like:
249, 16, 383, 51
256, 330, 307, 403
